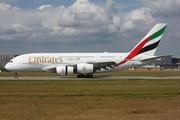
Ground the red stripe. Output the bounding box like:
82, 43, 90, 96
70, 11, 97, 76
118, 35, 151, 66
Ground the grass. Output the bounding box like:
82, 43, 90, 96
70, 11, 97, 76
0, 79, 180, 120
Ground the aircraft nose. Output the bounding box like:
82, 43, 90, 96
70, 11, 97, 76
5, 63, 13, 71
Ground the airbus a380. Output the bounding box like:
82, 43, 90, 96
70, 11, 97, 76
5, 23, 171, 78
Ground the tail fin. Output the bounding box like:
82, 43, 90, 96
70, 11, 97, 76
130, 23, 167, 56
117, 23, 167, 66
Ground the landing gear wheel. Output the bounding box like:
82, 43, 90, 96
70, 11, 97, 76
77, 74, 83, 78
77, 74, 96, 78
87, 74, 96, 78
14, 75, 18, 78
14, 72, 18, 78
77, 75, 80, 78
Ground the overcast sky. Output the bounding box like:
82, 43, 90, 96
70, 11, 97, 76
0, 0, 179, 57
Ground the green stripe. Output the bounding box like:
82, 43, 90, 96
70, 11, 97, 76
149, 25, 166, 41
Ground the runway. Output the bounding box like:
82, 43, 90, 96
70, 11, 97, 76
1, 76, 180, 80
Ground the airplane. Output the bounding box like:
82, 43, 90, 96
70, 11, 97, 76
5, 23, 171, 78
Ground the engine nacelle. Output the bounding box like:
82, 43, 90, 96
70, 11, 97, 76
77, 63, 94, 74
56, 66, 74, 75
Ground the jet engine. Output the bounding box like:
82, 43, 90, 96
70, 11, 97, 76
56, 66, 74, 75
77, 63, 94, 73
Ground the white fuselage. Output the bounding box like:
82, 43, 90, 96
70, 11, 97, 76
5, 52, 151, 73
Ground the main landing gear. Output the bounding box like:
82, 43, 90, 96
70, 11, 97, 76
14, 72, 18, 78
77, 74, 96, 78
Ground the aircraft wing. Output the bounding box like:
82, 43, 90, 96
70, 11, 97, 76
88, 61, 117, 70
41, 65, 57, 72
140, 54, 172, 62
42, 61, 118, 72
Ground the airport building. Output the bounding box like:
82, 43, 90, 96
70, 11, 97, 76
155, 57, 179, 69
0, 55, 15, 68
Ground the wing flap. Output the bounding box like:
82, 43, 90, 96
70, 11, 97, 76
89, 61, 117, 70
41, 61, 117, 72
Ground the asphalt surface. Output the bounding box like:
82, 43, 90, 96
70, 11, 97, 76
1, 76, 180, 80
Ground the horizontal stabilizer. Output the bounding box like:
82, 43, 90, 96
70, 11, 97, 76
140, 54, 172, 62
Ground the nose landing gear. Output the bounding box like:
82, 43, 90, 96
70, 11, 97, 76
14, 72, 18, 78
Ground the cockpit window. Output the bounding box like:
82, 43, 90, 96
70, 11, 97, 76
9, 61, 13, 63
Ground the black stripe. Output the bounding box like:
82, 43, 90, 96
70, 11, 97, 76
138, 40, 160, 55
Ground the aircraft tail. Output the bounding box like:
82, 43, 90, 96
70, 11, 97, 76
117, 23, 167, 66
130, 23, 167, 56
